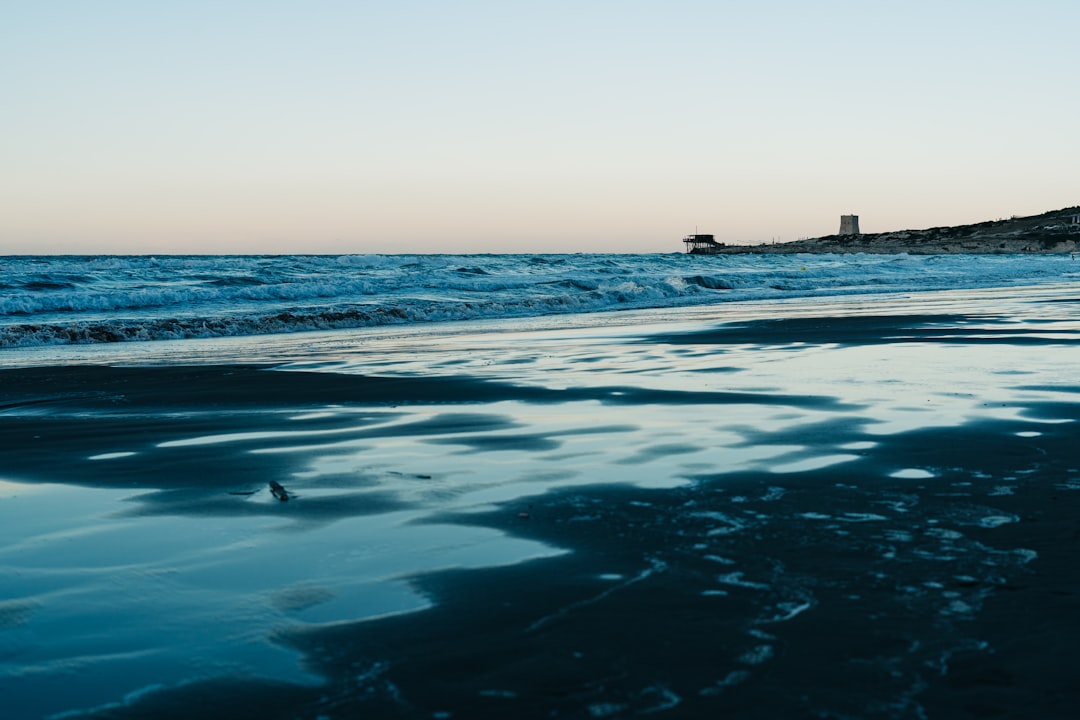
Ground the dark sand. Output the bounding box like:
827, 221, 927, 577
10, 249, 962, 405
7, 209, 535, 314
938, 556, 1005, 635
2, 288, 1080, 719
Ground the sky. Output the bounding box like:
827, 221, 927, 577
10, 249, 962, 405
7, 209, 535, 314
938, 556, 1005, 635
1, 1, 1078, 254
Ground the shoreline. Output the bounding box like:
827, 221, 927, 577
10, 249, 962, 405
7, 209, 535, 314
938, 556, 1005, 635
4, 281, 1078, 371
4, 254, 1079, 355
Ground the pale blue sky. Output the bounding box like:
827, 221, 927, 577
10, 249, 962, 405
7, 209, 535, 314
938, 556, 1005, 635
2, 1, 1077, 253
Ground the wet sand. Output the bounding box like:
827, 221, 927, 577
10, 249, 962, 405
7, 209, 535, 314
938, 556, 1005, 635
2, 286, 1080, 719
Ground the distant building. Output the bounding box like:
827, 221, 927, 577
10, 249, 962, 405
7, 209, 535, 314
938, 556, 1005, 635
682, 233, 725, 254
839, 215, 860, 235
1071, 213, 1080, 224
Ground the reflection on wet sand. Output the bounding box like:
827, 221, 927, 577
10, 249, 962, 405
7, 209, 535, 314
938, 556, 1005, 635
2, 287, 1080, 718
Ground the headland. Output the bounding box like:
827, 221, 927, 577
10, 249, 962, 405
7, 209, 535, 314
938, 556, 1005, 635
691, 205, 1080, 254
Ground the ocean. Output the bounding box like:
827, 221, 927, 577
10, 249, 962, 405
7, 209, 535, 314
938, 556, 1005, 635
2, 252, 1077, 349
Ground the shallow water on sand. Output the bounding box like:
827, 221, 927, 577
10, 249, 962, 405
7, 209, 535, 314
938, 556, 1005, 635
2, 284, 1080, 718
0, 481, 561, 717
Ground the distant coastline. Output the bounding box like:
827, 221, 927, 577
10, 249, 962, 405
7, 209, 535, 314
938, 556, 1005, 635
692, 205, 1080, 254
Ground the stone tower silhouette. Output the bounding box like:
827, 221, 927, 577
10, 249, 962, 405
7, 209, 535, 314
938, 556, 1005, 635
839, 215, 860, 235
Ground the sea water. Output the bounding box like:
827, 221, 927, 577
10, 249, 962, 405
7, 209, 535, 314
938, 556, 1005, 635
2, 252, 1077, 348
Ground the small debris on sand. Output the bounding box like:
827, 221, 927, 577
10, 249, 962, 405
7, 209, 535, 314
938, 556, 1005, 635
269, 480, 290, 502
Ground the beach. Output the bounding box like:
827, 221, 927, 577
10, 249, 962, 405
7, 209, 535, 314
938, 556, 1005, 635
3, 283, 1080, 719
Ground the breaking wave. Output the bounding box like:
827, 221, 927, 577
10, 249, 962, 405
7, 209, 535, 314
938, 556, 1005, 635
1, 253, 1076, 347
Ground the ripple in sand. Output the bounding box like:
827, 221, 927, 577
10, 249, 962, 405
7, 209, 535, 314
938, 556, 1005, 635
738, 644, 775, 665
978, 514, 1019, 528
270, 584, 336, 612
699, 671, 751, 696
0, 599, 37, 629
715, 572, 770, 590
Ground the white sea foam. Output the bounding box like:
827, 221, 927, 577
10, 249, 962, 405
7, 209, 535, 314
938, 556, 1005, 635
2, 252, 1076, 347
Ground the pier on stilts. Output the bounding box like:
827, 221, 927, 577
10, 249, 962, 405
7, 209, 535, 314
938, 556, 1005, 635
682, 233, 726, 254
